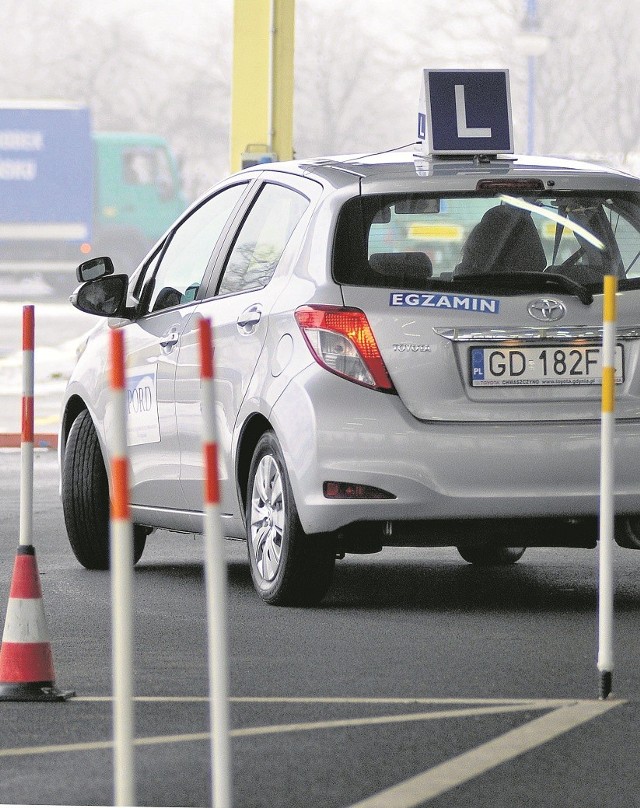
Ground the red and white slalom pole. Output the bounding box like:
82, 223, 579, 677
109, 328, 136, 806
598, 275, 618, 699
0, 304, 74, 701
199, 317, 232, 808
20, 304, 35, 548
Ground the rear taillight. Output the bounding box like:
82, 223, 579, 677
294, 305, 395, 392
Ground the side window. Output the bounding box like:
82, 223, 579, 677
123, 146, 175, 199
123, 148, 155, 186
147, 183, 246, 313
217, 183, 309, 296
153, 146, 175, 196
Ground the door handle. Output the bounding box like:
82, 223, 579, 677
237, 305, 263, 334
159, 329, 179, 350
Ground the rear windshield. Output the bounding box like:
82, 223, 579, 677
333, 192, 640, 292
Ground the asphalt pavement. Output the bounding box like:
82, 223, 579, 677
0, 451, 639, 806
1, 294, 640, 806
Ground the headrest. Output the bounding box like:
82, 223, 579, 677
369, 252, 433, 284
455, 205, 547, 275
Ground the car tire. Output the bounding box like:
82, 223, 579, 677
457, 545, 526, 566
246, 431, 335, 606
62, 410, 146, 569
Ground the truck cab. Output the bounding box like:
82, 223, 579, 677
92, 131, 187, 274
0, 102, 188, 295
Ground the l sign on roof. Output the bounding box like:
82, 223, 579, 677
418, 69, 513, 156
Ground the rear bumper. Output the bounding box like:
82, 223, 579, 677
270, 366, 640, 537
336, 515, 600, 552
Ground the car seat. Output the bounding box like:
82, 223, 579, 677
368, 251, 433, 289
455, 205, 547, 276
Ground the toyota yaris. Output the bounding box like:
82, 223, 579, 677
60, 148, 640, 605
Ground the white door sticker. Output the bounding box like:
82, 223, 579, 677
126, 365, 160, 446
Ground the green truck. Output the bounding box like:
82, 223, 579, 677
0, 102, 187, 293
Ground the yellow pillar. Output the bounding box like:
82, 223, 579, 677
230, 0, 295, 173
271, 0, 295, 165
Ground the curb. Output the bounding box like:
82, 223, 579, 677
0, 433, 58, 450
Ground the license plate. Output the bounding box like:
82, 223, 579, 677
470, 345, 624, 387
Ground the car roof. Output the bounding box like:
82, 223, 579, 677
244, 149, 640, 195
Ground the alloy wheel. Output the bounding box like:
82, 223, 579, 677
249, 454, 285, 582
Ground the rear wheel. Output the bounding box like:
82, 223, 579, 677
246, 431, 335, 606
62, 410, 147, 569
457, 545, 526, 566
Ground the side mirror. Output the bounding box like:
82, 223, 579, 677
70, 274, 129, 317
76, 256, 115, 283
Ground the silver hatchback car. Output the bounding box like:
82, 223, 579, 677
61, 149, 640, 605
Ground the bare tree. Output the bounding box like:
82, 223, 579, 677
293, 1, 409, 157
2, 0, 638, 198
535, 0, 640, 167
393, 0, 534, 151
0, 0, 231, 198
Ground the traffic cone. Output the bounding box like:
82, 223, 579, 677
0, 545, 74, 701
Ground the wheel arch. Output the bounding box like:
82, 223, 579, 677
60, 395, 89, 455
60, 397, 109, 477
61, 407, 147, 568
236, 413, 274, 514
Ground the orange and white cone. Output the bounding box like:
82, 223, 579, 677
0, 545, 74, 701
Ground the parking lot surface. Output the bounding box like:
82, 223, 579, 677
0, 449, 639, 806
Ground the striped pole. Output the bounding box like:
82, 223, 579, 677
0, 303, 74, 701
20, 305, 34, 548
109, 328, 136, 806
199, 317, 232, 808
598, 275, 617, 699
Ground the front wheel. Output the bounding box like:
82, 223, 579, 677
62, 410, 147, 569
245, 432, 335, 606
457, 545, 526, 566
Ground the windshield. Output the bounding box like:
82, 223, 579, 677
333, 191, 640, 293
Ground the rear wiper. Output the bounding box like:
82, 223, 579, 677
450, 271, 594, 305
541, 272, 594, 305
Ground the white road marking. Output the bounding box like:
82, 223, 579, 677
0, 701, 552, 759
73, 694, 574, 706
0, 696, 623, 784
228, 696, 573, 706
347, 700, 622, 807
230, 702, 557, 737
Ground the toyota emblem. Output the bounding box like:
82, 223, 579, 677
527, 298, 566, 321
